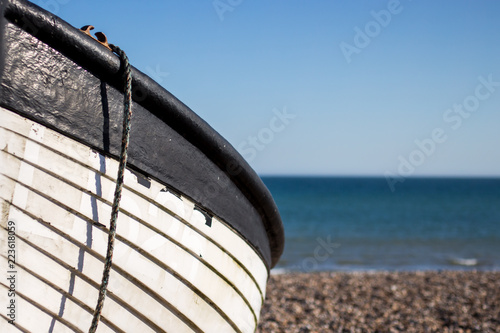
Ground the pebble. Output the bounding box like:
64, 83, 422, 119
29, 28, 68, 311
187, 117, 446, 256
257, 271, 500, 333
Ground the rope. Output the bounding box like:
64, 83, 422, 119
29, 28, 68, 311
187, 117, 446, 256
89, 44, 132, 333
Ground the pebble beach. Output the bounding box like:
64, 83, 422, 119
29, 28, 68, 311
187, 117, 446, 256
257, 271, 500, 333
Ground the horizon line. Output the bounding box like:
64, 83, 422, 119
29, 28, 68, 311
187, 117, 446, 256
258, 174, 500, 179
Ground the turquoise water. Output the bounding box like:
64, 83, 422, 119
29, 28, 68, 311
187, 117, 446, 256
262, 177, 500, 272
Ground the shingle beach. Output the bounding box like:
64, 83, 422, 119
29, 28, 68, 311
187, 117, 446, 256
258, 271, 500, 333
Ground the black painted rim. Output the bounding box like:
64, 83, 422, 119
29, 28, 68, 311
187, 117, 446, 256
0, 0, 284, 268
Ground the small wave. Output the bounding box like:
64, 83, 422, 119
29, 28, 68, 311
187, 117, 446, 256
449, 257, 478, 266
270, 268, 289, 275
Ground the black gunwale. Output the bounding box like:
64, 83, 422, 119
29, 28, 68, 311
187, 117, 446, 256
0, 0, 284, 268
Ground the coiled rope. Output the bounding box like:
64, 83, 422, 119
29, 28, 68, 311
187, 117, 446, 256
89, 44, 132, 333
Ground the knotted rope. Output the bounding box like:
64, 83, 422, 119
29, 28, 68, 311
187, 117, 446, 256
89, 44, 132, 333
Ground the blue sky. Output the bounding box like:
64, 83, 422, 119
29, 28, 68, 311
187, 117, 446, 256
34, 0, 500, 177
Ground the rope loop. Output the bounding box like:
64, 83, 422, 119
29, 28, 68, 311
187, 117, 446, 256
89, 44, 132, 333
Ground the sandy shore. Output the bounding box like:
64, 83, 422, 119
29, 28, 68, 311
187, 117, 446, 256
257, 271, 500, 333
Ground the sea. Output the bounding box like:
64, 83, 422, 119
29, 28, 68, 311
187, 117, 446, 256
261, 177, 500, 273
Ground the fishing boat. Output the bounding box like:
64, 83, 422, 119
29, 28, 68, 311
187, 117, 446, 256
0, 0, 284, 332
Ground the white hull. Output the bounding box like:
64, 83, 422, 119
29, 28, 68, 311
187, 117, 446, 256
0, 107, 268, 332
